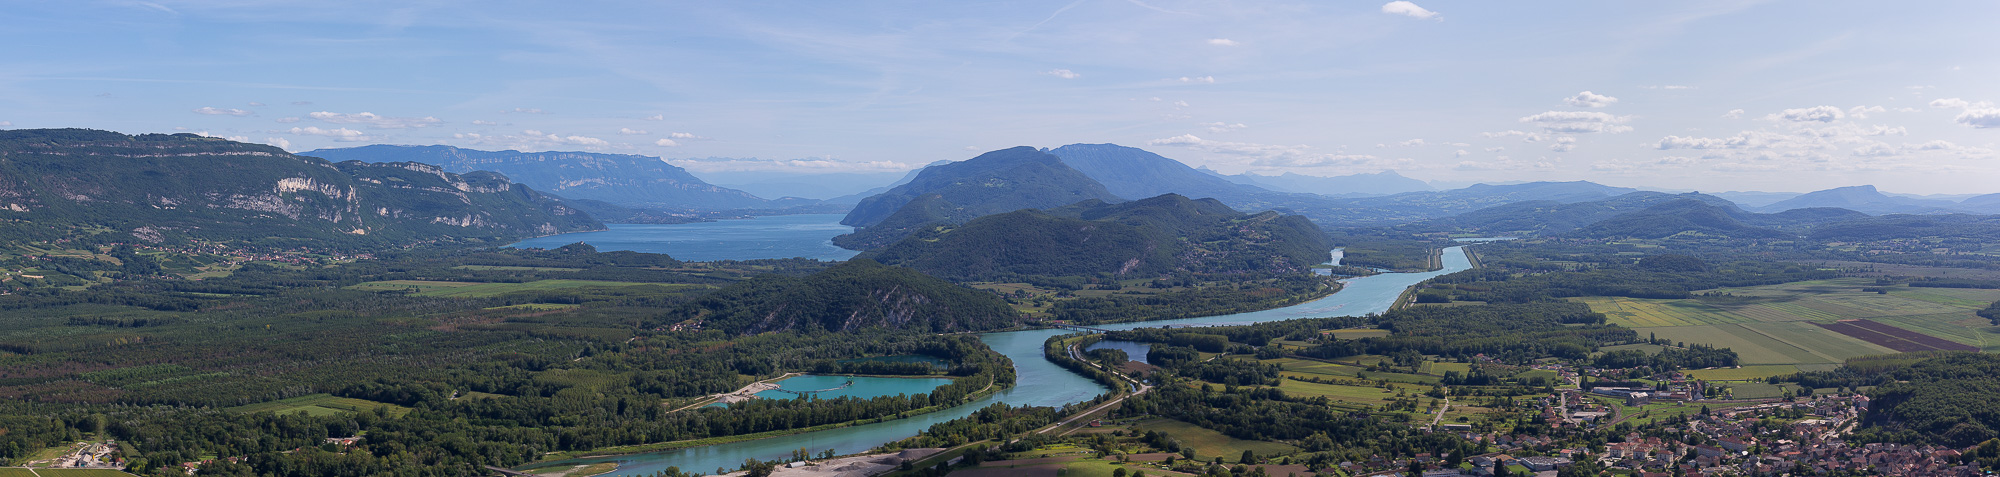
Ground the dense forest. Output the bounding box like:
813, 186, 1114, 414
0, 245, 1022, 474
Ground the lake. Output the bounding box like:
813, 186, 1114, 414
505, 214, 860, 262
535, 245, 1474, 476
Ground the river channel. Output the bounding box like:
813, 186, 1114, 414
536, 246, 1474, 476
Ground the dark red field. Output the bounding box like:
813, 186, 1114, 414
1815, 320, 1978, 352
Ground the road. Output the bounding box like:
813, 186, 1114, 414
1037, 341, 1153, 436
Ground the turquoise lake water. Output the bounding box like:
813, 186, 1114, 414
505, 214, 861, 262
1083, 341, 1155, 364
522, 224, 1474, 475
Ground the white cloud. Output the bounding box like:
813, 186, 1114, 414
669, 132, 707, 140
1173, 100, 1190, 107
195, 131, 250, 142
264, 137, 291, 150
1907, 140, 1995, 156
1381, 1, 1439, 20
288, 126, 369, 142
247, 102, 265, 107
471, 120, 499, 126
1453, 149, 1470, 157
644, 114, 665, 121
1044, 69, 1080, 79
1563, 91, 1619, 108
1203, 122, 1247, 133
1768, 106, 1845, 123
1549, 136, 1577, 152
0, 121, 10, 127
1654, 131, 1786, 150
654, 139, 680, 147
1207, 38, 1239, 46
275, 117, 301, 123
1663, 85, 1692, 90
1399, 139, 1426, 147
453, 130, 611, 150
1479, 130, 1529, 138
1518, 111, 1633, 134
307, 111, 441, 129
618, 127, 648, 135
1931, 98, 1971, 109
1721, 109, 1744, 119
1847, 106, 1886, 119
1956, 107, 2000, 129
1483, 146, 1505, 153
1177, 76, 1216, 84
503, 108, 545, 114
193, 107, 253, 116
1851, 143, 1899, 157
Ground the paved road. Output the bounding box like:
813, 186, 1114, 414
1038, 342, 1152, 435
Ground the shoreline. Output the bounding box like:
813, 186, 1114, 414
523, 377, 1010, 467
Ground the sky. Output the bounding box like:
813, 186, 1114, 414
3, 0, 1996, 194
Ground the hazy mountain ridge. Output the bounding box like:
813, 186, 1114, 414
866, 193, 1334, 282
834, 147, 1121, 248
0, 129, 600, 249
306, 145, 777, 211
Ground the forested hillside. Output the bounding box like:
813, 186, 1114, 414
664, 259, 1022, 334
306, 144, 786, 210
835, 146, 1121, 248
868, 194, 1333, 282
0, 129, 600, 251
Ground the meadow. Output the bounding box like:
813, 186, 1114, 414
1129, 418, 1299, 460
226, 393, 410, 417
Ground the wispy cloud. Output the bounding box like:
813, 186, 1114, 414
288, 126, 369, 142
307, 111, 441, 129
1207, 38, 1240, 46
1044, 69, 1080, 79
193, 107, 253, 116
1563, 91, 1619, 108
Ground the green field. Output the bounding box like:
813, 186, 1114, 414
452, 265, 584, 272
1582, 278, 2000, 365
1129, 418, 1297, 460
1324, 328, 1390, 339
1685, 365, 1798, 381
1267, 357, 1439, 384
1273, 379, 1411, 406
1419, 361, 1473, 375
346, 279, 681, 297
227, 393, 409, 417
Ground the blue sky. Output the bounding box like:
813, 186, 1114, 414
3, 0, 1996, 193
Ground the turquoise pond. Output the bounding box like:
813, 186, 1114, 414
505, 214, 860, 262
1082, 340, 1155, 364
706, 375, 956, 408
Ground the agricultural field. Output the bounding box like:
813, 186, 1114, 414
227, 393, 409, 417
1579, 278, 2000, 365
1266, 357, 1440, 385
1685, 365, 1798, 381
1129, 418, 1299, 460
345, 279, 683, 297
1323, 328, 1390, 339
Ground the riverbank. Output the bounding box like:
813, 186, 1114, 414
527, 378, 1008, 465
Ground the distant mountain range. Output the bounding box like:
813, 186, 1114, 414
1752, 185, 1992, 215
305, 145, 798, 211
0, 129, 600, 249
1215, 170, 1434, 197
867, 193, 1333, 281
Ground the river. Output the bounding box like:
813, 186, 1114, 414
535, 245, 1474, 476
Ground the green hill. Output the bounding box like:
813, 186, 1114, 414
835, 146, 1120, 248
304, 144, 783, 210
665, 259, 1020, 334
867, 194, 1334, 281
0, 129, 600, 250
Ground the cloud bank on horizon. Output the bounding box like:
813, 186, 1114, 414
0, 0, 1995, 192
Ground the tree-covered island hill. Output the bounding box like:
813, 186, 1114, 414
1, 129, 1999, 476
